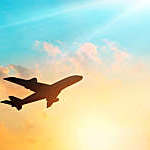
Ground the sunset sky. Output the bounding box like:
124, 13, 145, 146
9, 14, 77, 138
0, 0, 150, 150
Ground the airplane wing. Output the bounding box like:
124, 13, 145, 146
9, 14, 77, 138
4, 77, 50, 92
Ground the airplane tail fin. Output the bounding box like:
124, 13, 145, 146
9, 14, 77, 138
1, 96, 22, 111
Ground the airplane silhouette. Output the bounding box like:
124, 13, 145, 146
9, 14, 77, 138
1, 75, 83, 111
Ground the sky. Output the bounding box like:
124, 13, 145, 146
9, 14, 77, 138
0, 0, 150, 150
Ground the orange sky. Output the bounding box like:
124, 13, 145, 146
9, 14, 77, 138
1, 42, 150, 150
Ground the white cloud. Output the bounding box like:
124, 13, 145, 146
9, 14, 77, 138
76, 43, 102, 64
43, 42, 62, 56
34, 41, 62, 57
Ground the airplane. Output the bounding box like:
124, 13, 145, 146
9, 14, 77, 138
1, 75, 83, 111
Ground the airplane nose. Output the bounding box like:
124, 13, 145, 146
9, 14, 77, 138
78, 75, 83, 80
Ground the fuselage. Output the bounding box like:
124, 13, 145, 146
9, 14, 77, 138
21, 75, 83, 105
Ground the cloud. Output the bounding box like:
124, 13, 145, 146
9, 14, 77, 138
8, 64, 35, 78
34, 40, 62, 57
33, 41, 104, 77
76, 42, 102, 64
103, 39, 130, 63
0, 64, 37, 99
0, 64, 36, 79
0, 66, 9, 78
35, 40, 132, 77
43, 42, 62, 56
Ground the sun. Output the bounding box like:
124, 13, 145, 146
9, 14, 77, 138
132, 0, 150, 11
75, 116, 121, 150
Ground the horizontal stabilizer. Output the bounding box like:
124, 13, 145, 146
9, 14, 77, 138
1, 96, 22, 111
9, 96, 22, 110
1, 100, 12, 105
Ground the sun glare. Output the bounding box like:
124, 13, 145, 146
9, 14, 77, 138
75, 117, 121, 150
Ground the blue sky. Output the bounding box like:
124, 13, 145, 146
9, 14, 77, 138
0, 0, 150, 65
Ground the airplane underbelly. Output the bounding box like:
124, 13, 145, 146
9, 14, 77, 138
22, 93, 45, 105
44, 89, 60, 98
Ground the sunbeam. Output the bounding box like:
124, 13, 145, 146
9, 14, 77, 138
80, 0, 149, 41
0, 0, 111, 29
